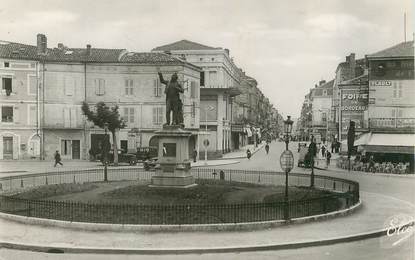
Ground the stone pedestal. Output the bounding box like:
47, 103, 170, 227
150, 125, 196, 188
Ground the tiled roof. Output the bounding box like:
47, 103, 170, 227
0, 41, 39, 60
0, 40, 126, 62
152, 40, 220, 51
47, 48, 126, 62
367, 41, 414, 58
318, 79, 334, 89
119, 52, 185, 64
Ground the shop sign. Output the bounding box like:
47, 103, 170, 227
370, 80, 392, 87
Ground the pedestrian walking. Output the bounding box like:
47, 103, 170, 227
321, 144, 326, 157
265, 143, 270, 154
54, 150, 63, 167
326, 151, 331, 167
246, 149, 252, 160
308, 137, 317, 168
192, 149, 198, 163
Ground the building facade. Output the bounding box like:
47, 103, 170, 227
0, 44, 40, 160
0, 35, 201, 160
310, 80, 334, 143
152, 40, 242, 158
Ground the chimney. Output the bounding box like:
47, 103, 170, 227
86, 44, 91, 56
319, 80, 326, 86
349, 53, 356, 77
224, 48, 230, 56
57, 43, 64, 50
37, 34, 47, 55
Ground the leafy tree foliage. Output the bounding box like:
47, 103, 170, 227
82, 102, 126, 165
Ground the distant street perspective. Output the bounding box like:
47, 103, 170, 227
0, 1, 414, 260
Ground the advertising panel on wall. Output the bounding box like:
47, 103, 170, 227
340, 88, 369, 139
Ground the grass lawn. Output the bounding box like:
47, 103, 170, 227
13, 180, 337, 205
5, 180, 345, 224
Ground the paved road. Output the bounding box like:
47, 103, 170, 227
0, 141, 414, 260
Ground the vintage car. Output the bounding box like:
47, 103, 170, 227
136, 147, 158, 162
143, 157, 158, 171
298, 146, 312, 168
99, 149, 137, 166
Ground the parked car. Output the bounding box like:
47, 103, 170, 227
143, 157, 158, 171
298, 146, 312, 168
98, 149, 137, 166
136, 147, 158, 162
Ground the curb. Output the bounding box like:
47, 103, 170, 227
220, 143, 265, 160
191, 160, 240, 168
1, 220, 413, 255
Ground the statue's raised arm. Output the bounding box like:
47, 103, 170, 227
159, 70, 184, 127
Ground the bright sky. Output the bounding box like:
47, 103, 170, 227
0, 0, 413, 117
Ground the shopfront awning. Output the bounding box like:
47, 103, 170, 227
359, 133, 415, 154
245, 127, 252, 137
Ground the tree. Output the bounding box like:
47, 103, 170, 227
82, 102, 126, 166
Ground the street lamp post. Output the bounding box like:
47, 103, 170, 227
281, 115, 293, 221
103, 122, 109, 182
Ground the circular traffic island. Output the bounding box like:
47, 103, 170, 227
2, 178, 349, 226
0, 168, 360, 230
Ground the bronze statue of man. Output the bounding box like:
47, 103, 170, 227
158, 69, 184, 126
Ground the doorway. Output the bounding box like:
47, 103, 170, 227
72, 140, 80, 159
3, 136, 13, 159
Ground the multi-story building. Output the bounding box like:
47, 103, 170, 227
357, 41, 414, 169
310, 80, 334, 143
297, 92, 312, 141
232, 72, 262, 147
0, 41, 40, 160
332, 53, 366, 141
152, 40, 242, 158
337, 72, 369, 141
0, 34, 201, 160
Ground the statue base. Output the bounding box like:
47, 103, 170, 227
150, 125, 196, 188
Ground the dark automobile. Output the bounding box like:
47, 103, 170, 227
136, 147, 158, 162
99, 149, 137, 166
143, 157, 158, 171
298, 146, 312, 168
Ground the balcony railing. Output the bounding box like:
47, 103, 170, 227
369, 118, 415, 129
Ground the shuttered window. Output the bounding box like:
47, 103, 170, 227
64, 77, 75, 96
153, 79, 162, 97
125, 79, 134, 96
153, 107, 164, 125
122, 107, 135, 124
94, 79, 105, 95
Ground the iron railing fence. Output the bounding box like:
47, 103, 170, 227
0, 167, 359, 225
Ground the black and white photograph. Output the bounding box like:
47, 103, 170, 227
0, 1, 413, 259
